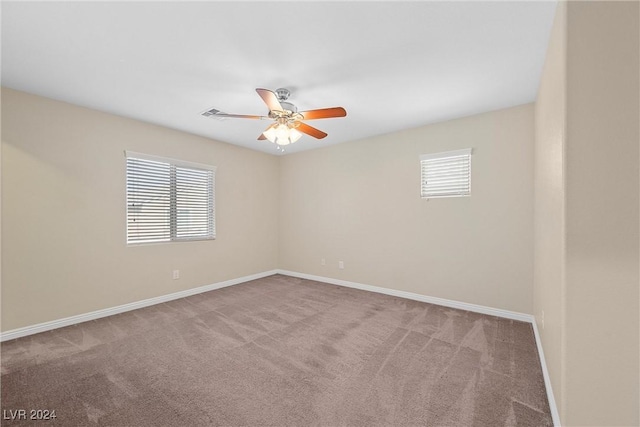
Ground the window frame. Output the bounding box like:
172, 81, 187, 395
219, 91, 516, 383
420, 148, 472, 199
125, 151, 217, 245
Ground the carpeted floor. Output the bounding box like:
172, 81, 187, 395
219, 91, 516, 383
1, 274, 552, 426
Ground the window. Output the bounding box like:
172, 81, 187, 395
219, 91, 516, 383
420, 148, 472, 198
125, 151, 216, 244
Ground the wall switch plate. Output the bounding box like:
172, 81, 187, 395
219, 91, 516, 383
541, 310, 545, 329
173, 270, 180, 280
321, 258, 326, 266
338, 261, 344, 269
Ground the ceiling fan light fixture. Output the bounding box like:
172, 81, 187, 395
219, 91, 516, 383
275, 124, 290, 143
263, 125, 277, 142
263, 123, 302, 146
288, 127, 302, 143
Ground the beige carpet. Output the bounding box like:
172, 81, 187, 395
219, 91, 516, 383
1, 274, 552, 426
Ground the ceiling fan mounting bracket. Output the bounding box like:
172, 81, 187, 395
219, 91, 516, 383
275, 88, 291, 101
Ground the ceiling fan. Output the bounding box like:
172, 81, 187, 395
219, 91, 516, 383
203, 88, 347, 148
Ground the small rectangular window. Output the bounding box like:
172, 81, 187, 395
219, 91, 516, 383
125, 151, 216, 244
420, 148, 472, 198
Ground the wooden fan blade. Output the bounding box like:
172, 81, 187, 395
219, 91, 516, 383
257, 123, 276, 140
300, 107, 347, 120
296, 122, 328, 139
256, 88, 284, 112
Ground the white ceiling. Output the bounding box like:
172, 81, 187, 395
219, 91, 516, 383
1, 1, 557, 155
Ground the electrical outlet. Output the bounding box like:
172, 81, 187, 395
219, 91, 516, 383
321, 258, 326, 266
338, 261, 344, 269
541, 310, 545, 329
173, 270, 180, 280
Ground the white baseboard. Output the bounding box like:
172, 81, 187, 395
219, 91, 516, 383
0, 270, 279, 342
277, 269, 560, 426
531, 318, 562, 426
277, 269, 534, 322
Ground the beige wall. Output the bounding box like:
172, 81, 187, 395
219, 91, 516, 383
3, 91, 535, 329
533, 0, 566, 419
279, 104, 534, 314
1, 88, 280, 331
534, 2, 640, 425
563, 2, 639, 425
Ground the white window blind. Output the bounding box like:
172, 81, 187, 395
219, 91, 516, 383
420, 148, 472, 198
125, 151, 216, 244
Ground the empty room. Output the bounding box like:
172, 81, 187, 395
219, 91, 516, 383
1, 1, 638, 426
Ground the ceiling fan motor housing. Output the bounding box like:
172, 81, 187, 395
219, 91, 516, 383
280, 101, 297, 113
274, 88, 297, 113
